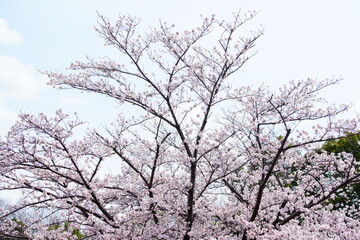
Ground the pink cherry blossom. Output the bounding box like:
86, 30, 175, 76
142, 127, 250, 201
1, 11, 359, 240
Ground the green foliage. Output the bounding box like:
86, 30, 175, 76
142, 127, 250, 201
322, 132, 360, 216
11, 217, 25, 230
47, 222, 85, 239
2, 218, 28, 240
322, 132, 360, 163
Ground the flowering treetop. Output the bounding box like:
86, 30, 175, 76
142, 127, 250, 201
0, 11, 359, 240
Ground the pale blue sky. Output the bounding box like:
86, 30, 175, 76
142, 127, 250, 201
1, 0, 360, 137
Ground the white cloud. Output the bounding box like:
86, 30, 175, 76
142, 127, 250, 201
0, 102, 18, 136
0, 56, 47, 100
0, 102, 17, 123
0, 18, 23, 45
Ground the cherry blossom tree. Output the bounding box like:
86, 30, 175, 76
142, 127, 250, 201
1, 11, 360, 239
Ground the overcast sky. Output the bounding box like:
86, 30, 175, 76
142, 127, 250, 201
1, 0, 360, 138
